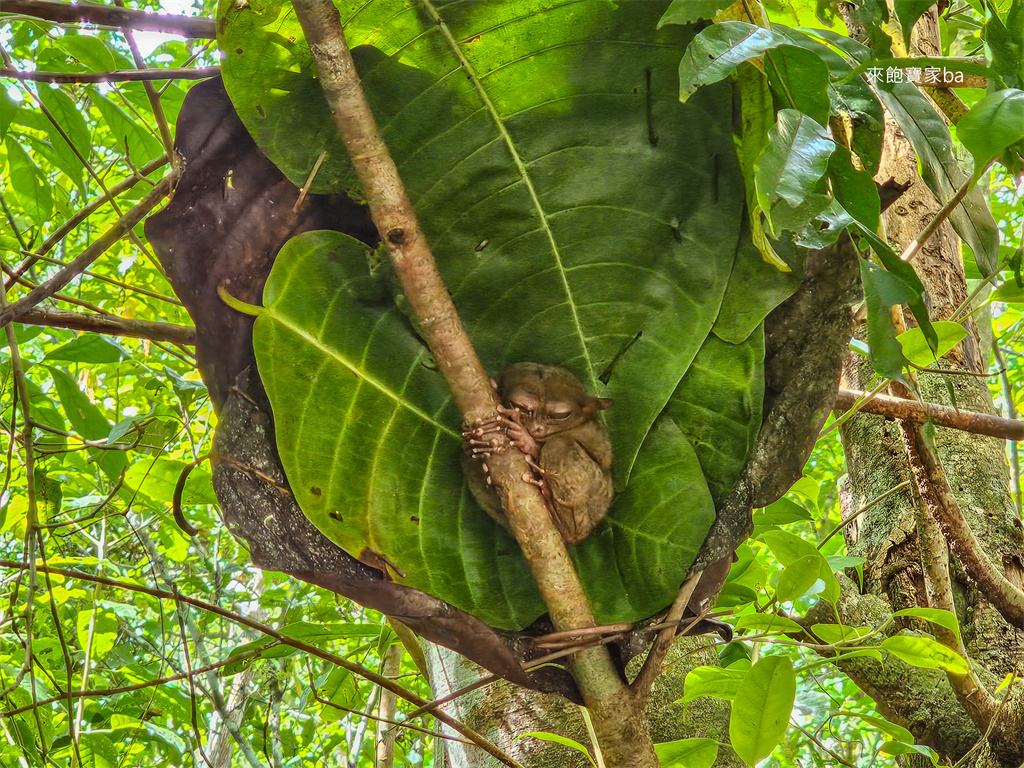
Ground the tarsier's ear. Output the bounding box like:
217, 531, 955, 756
489, 377, 499, 391
585, 397, 614, 414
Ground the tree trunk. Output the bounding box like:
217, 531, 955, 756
827, 9, 1024, 766
424, 637, 741, 767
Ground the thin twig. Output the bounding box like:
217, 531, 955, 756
0, 176, 173, 328
632, 570, 704, 698
0, 66, 219, 83
1, 0, 216, 38
900, 158, 995, 264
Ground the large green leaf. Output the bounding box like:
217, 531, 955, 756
255, 232, 719, 627
229, 1, 779, 628
223, 0, 745, 483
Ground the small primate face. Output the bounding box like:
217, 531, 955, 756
497, 363, 611, 441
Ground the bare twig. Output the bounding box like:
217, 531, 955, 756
12, 308, 195, 345
0, 561, 523, 767
632, 570, 703, 698
0, 176, 173, 328
834, 388, 1024, 441
0, 66, 219, 83
1, 0, 216, 38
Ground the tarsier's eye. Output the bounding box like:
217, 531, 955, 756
549, 408, 572, 420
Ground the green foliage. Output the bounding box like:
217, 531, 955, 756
1, 0, 1022, 766
231, 0, 779, 628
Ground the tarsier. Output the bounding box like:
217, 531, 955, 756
463, 363, 614, 544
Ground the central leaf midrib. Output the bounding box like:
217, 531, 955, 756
420, 0, 597, 389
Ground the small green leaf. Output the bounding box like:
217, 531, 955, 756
761, 529, 840, 603
517, 733, 596, 766
881, 635, 969, 673
54, 34, 120, 71
989, 280, 1023, 304
811, 624, 874, 645
76, 606, 118, 661
827, 146, 880, 231
319, 668, 361, 722
958, 89, 1024, 177
777, 555, 823, 602
755, 497, 813, 526
755, 109, 835, 236
681, 666, 746, 703
5, 140, 52, 223
45, 335, 125, 364
896, 321, 968, 367
859, 260, 914, 378
658, 0, 734, 27
678, 21, 788, 102
880, 740, 940, 765
729, 656, 796, 765
894, 2, 943, 49
734, 613, 804, 635
840, 711, 914, 743
655, 737, 719, 768
892, 607, 962, 642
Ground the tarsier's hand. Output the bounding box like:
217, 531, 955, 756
497, 406, 541, 463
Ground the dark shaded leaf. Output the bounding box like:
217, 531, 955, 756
766, 45, 831, 125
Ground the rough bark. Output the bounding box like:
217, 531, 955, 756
830, 8, 1024, 764
424, 637, 740, 768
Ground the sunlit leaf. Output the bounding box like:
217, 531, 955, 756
729, 656, 796, 765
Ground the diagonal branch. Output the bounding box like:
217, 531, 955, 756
16, 307, 195, 345
0, 175, 173, 329
1, 0, 216, 38
290, 1, 654, 763
903, 423, 1024, 632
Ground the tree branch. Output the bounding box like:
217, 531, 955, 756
835, 389, 1024, 441
1, 0, 216, 38
6, 155, 169, 289
15, 307, 195, 345
0, 175, 173, 329
903, 423, 1024, 632
0, 66, 219, 84
290, 1, 654, 762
